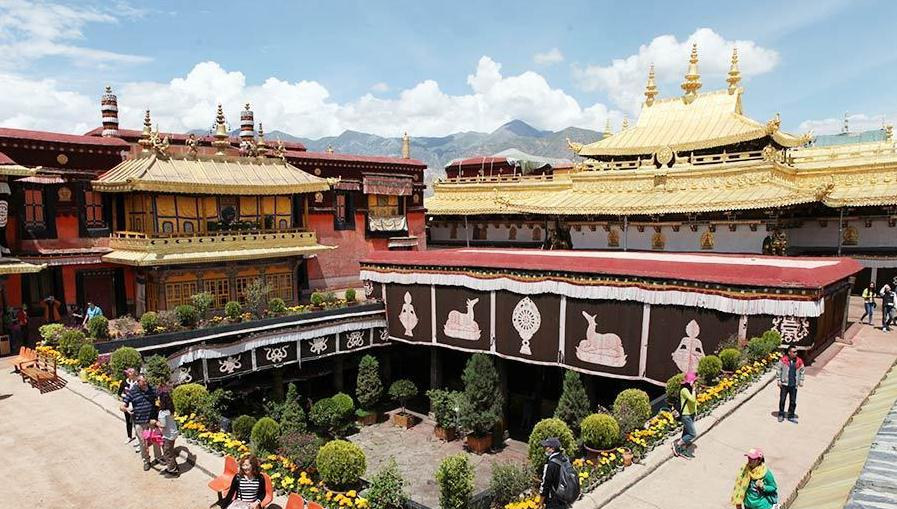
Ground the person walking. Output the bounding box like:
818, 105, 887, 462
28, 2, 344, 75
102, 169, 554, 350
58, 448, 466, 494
673, 371, 698, 458
882, 285, 895, 332
117, 368, 140, 447
151, 392, 180, 477
730, 448, 778, 509
217, 454, 267, 509
777, 345, 805, 423
539, 437, 574, 509
861, 282, 877, 325
120, 375, 160, 471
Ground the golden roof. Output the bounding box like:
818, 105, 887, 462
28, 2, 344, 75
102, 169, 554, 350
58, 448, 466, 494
103, 244, 334, 266
0, 259, 45, 275
577, 89, 804, 157
93, 153, 333, 195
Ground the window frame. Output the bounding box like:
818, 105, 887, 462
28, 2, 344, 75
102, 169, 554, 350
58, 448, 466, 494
333, 191, 355, 230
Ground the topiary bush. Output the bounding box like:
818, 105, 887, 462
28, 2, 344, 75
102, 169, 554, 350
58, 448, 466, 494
267, 297, 286, 314
310, 292, 325, 307
250, 416, 281, 454
580, 413, 620, 450
39, 323, 65, 345
366, 457, 409, 509
139, 312, 160, 334
310, 397, 338, 432
527, 418, 576, 472
279, 383, 307, 434
86, 316, 109, 340
698, 354, 723, 385
144, 354, 172, 387
190, 292, 214, 319
77, 343, 99, 368
388, 379, 417, 415
316, 439, 367, 489
225, 301, 242, 321
489, 461, 531, 508
58, 328, 88, 358
666, 373, 684, 408
345, 288, 357, 302
330, 392, 355, 429
719, 348, 742, 372
612, 389, 651, 437
109, 346, 142, 381
745, 332, 781, 362
232, 415, 257, 442
427, 389, 464, 431
436, 453, 474, 509
277, 431, 324, 471
174, 304, 199, 327
171, 383, 209, 416
459, 353, 502, 437
554, 370, 591, 434
356, 354, 382, 411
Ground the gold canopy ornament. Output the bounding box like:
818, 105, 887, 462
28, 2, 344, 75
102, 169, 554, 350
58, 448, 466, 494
257, 122, 269, 158
621, 116, 630, 130
727, 47, 741, 95
644, 64, 658, 106
681, 43, 702, 104
212, 104, 230, 155
138, 110, 153, 153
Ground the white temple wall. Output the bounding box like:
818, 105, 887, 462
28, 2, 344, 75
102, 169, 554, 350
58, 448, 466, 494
787, 218, 897, 249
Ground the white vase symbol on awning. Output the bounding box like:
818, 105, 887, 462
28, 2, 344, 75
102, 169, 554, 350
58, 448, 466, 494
444, 298, 481, 340
398, 291, 418, 337
513, 297, 541, 355
576, 311, 627, 367
671, 319, 705, 373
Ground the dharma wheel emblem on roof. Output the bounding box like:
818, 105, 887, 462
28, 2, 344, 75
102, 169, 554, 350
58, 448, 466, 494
656, 146, 674, 166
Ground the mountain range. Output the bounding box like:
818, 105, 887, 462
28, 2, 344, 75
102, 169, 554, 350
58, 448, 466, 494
218, 120, 602, 188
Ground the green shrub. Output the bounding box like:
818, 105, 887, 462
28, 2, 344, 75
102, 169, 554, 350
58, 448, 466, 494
366, 457, 409, 509
309, 397, 338, 431
190, 292, 214, 319
268, 297, 286, 314
109, 346, 142, 381
489, 461, 532, 508
554, 370, 591, 434
388, 379, 417, 415
243, 278, 271, 318
436, 454, 474, 509
232, 415, 257, 442
331, 392, 355, 427
109, 316, 143, 339
580, 413, 620, 450
250, 416, 281, 454
527, 418, 576, 472
761, 330, 782, 351
459, 353, 502, 436
666, 373, 684, 408
39, 323, 65, 345
86, 315, 109, 340
139, 312, 160, 334
58, 328, 88, 358
745, 332, 781, 362
345, 288, 357, 302
612, 389, 651, 437
144, 355, 172, 387
316, 439, 366, 489
277, 431, 324, 471
77, 343, 99, 368
310, 292, 325, 307
171, 383, 208, 416
197, 388, 232, 428
157, 310, 181, 332
174, 304, 199, 327
719, 348, 742, 372
225, 301, 242, 320
280, 383, 307, 434
427, 389, 464, 431
698, 355, 723, 384
356, 354, 383, 411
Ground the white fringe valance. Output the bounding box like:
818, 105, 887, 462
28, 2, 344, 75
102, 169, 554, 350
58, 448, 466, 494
361, 269, 825, 317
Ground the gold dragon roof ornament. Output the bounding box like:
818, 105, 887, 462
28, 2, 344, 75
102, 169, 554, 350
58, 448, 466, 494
681, 43, 702, 104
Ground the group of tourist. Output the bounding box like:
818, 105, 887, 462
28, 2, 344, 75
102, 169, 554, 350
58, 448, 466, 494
116, 368, 268, 508
860, 281, 897, 331
538, 345, 806, 508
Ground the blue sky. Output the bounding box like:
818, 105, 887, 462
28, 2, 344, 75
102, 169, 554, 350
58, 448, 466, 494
1, 0, 895, 138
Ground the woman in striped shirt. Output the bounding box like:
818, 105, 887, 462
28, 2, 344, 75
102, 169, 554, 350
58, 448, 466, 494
220, 454, 266, 509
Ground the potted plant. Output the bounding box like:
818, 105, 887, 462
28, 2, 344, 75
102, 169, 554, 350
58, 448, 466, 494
427, 389, 463, 441
459, 353, 502, 454
356, 355, 383, 426
580, 413, 620, 461
719, 347, 741, 376
388, 379, 418, 429
698, 354, 723, 386
345, 288, 358, 306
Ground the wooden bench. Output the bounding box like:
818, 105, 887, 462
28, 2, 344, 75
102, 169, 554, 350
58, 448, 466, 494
12, 347, 36, 372
19, 352, 58, 393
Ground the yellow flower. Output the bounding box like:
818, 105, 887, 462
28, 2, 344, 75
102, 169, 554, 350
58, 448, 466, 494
260, 463, 273, 470
347, 490, 357, 498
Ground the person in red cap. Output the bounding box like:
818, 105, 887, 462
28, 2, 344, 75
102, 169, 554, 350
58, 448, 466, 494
730, 448, 778, 509
672, 371, 698, 458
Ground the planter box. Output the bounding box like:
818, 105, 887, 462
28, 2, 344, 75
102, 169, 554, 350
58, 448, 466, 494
357, 412, 379, 426
466, 434, 492, 454
583, 444, 616, 462
392, 412, 417, 429
434, 425, 458, 442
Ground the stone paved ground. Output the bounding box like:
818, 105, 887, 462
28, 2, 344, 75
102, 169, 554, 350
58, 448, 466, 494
350, 414, 528, 508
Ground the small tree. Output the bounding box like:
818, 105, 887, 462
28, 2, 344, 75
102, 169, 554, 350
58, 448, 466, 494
109, 346, 142, 381
174, 304, 199, 327
345, 288, 357, 302
190, 292, 214, 319
225, 301, 242, 321
77, 343, 99, 368
459, 353, 502, 437
489, 461, 532, 508
58, 328, 88, 358
389, 380, 417, 415
243, 278, 271, 318
316, 439, 367, 489
527, 418, 576, 472
139, 312, 160, 334
144, 354, 172, 387
279, 383, 307, 434
436, 454, 474, 509
251, 417, 281, 454
232, 415, 257, 442
612, 389, 651, 437
367, 457, 409, 509
356, 355, 383, 411
554, 370, 591, 434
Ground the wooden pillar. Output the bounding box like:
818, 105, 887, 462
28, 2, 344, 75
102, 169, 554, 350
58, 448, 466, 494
429, 348, 442, 390
333, 356, 345, 392
272, 366, 284, 402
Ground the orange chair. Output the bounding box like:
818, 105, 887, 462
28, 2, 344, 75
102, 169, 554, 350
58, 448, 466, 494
285, 492, 305, 509
208, 455, 239, 500
307, 502, 324, 509
260, 473, 274, 508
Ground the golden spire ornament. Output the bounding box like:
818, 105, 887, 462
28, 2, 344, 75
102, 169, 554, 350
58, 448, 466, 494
644, 64, 658, 106
621, 116, 630, 130
256, 122, 269, 157
212, 104, 230, 155
138, 110, 153, 152
681, 43, 702, 104
603, 118, 612, 138
727, 47, 741, 95
401, 131, 411, 159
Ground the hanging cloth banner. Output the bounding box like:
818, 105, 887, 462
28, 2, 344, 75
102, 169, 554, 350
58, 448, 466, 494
363, 175, 413, 196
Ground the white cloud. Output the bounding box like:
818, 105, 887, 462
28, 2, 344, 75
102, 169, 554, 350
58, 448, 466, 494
370, 82, 389, 93
0, 72, 95, 133
533, 48, 564, 65
573, 28, 779, 114
0, 0, 150, 68
799, 113, 895, 136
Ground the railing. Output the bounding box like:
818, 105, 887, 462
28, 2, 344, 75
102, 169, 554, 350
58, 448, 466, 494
111, 226, 309, 240
108, 228, 319, 253
437, 173, 556, 185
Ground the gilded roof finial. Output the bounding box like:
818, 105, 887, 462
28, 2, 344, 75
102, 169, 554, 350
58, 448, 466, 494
256, 122, 268, 158
681, 43, 702, 104
212, 104, 230, 155
621, 116, 630, 130
885, 124, 893, 142
603, 118, 612, 138
401, 131, 411, 159
727, 47, 741, 95
138, 110, 153, 153
326, 145, 334, 154
644, 64, 658, 106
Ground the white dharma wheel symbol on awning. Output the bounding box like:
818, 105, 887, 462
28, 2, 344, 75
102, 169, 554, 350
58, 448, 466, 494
512, 297, 541, 356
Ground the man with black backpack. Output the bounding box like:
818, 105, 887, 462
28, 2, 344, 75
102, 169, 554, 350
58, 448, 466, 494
539, 437, 580, 508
